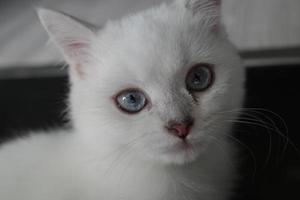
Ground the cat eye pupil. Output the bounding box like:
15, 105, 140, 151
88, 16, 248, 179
193, 73, 202, 84
128, 95, 136, 103
186, 64, 213, 92
116, 89, 147, 113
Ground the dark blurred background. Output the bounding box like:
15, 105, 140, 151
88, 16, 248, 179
0, 0, 300, 199
1, 54, 300, 200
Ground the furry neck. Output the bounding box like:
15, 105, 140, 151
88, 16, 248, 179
68, 131, 233, 200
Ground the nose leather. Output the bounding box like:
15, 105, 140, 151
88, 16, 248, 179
167, 118, 194, 140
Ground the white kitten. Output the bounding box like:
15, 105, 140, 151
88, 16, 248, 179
0, 0, 245, 199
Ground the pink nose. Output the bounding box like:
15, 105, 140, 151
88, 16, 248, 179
166, 118, 194, 140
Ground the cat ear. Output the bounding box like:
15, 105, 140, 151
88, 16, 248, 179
37, 8, 95, 78
184, 0, 221, 14
181, 0, 221, 30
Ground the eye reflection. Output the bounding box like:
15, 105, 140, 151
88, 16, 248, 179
186, 64, 214, 92
116, 89, 147, 113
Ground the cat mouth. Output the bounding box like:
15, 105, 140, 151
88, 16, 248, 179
178, 139, 192, 148
163, 139, 199, 154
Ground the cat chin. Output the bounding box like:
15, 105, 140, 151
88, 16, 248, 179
159, 151, 200, 165
143, 141, 204, 165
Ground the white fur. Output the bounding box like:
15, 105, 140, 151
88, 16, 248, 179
0, 0, 245, 199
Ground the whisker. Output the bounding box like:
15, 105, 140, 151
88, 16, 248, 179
225, 118, 300, 157
212, 107, 300, 174
225, 134, 257, 180
225, 118, 273, 169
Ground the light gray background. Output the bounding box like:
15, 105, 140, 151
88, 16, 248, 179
0, 0, 299, 68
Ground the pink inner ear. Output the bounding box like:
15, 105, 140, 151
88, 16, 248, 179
65, 41, 89, 58
67, 42, 87, 49
63, 41, 89, 79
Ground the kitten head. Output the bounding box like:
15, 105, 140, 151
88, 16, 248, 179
38, 0, 244, 165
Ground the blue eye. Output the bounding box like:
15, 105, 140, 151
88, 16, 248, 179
116, 89, 147, 113
186, 64, 213, 91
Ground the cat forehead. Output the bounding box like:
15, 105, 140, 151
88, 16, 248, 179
95, 4, 218, 82
99, 2, 216, 52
